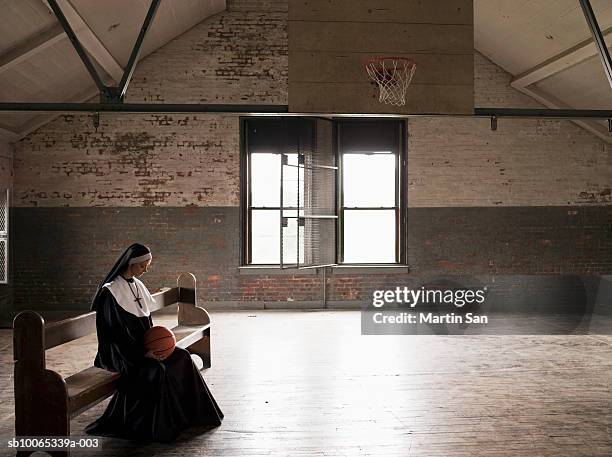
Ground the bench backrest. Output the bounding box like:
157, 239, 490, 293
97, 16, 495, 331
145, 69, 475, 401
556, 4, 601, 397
13, 273, 205, 437
13, 272, 198, 362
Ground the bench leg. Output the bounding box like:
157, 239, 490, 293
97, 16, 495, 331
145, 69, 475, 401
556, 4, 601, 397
15, 370, 71, 456
188, 328, 211, 369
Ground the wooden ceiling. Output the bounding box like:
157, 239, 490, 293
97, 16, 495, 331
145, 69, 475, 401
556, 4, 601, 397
475, 0, 612, 142
0, 0, 226, 141
0, 0, 610, 142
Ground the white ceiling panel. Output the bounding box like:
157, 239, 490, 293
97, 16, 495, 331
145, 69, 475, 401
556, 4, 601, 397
0, 0, 57, 54
0, 0, 226, 139
475, 0, 612, 75
535, 53, 612, 110
0, 39, 103, 102
72, 0, 226, 67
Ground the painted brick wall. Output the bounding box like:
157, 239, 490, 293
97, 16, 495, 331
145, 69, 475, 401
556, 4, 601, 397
15, 114, 241, 207
8, 1, 612, 313
407, 53, 610, 207
127, 0, 287, 104
14, 52, 610, 208
12, 206, 609, 310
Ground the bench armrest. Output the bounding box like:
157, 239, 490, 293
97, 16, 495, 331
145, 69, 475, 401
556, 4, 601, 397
177, 272, 211, 326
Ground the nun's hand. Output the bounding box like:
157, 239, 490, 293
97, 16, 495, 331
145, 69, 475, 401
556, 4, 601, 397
145, 350, 163, 361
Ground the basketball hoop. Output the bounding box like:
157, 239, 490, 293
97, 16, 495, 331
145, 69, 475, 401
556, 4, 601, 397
365, 57, 417, 106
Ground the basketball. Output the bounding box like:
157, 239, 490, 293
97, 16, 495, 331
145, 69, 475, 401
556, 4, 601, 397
143, 326, 176, 361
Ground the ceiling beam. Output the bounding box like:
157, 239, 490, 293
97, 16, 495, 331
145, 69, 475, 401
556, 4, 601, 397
13, 86, 99, 140
0, 102, 289, 114
47, 0, 108, 95
511, 27, 612, 88
43, 0, 123, 82
513, 84, 611, 144
118, 0, 161, 100
0, 24, 65, 75
578, 0, 612, 89
508, 21, 612, 144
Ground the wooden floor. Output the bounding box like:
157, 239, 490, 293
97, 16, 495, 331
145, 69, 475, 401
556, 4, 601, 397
1, 310, 611, 456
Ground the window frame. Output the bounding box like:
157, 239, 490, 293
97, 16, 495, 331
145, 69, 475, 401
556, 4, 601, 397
336, 119, 406, 265
240, 117, 407, 267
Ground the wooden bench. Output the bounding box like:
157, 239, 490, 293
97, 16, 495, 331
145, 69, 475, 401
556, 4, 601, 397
12, 273, 211, 457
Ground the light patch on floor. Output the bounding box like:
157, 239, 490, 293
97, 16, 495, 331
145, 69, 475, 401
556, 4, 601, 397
1, 310, 611, 456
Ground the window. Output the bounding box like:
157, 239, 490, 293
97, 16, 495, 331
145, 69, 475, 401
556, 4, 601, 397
0, 188, 7, 283
338, 120, 405, 264
242, 118, 406, 267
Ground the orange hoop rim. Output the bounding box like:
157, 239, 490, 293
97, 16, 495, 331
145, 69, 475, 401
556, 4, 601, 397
365, 56, 417, 68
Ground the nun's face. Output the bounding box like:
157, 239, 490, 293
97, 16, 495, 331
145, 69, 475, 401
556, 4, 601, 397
131, 259, 151, 277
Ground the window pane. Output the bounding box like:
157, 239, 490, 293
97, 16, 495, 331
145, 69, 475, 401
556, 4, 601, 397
251, 210, 302, 264
251, 154, 300, 208
281, 213, 303, 265
343, 210, 396, 263
343, 153, 395, 207
251, 154, 280, 207
251, 210, 279, 264
281, 163, 303, 209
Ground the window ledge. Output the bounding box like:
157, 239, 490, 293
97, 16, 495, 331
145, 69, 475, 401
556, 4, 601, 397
331, 265, 410, 274
238, 266, 318, 275
239, 265, 410, 275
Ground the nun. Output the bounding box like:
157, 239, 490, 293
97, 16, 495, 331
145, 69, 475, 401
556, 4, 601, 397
85, 243, 223, 442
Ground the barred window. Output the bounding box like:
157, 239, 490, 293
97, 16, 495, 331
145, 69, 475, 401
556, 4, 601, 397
0, 188, 7, 284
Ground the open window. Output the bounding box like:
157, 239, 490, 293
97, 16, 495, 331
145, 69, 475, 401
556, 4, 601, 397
242, 117, 406, 268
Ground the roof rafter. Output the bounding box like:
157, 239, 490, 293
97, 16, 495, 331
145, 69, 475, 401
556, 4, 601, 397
509, 23, 612, 144
13, 85, 99, 140
0, 24, 65, 74
511, 27, 612, 88
514, 84, 611, 144
43, 0, 123, 82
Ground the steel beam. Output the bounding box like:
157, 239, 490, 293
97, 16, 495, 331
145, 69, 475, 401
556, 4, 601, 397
48, 0, 123, 82
0, 103, 289, 114
0, 103, 610, 120
117, 0, 161, 101
46, 0, 109, 96
474, 108, 612, 120
578, 0, 612, 89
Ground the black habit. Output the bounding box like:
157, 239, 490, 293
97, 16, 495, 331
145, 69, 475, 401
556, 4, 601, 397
85, 270, 223, 442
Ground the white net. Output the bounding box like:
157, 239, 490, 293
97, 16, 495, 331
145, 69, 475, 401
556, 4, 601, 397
366, 58, 417, 106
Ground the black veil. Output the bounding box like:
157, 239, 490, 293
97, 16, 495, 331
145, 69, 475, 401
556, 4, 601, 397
91, 243, 151, 309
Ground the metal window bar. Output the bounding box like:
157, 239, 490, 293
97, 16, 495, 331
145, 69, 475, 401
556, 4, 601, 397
297, 118, 338, 269
0, 189, 8, 284
279, 118, 339, 269
287, 161, 338, 263
280, 155, 304, 269
280, 154, 285, 269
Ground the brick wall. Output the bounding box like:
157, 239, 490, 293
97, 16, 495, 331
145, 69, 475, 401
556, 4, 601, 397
14, 53, 610, 208
8, 1, 612, 314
